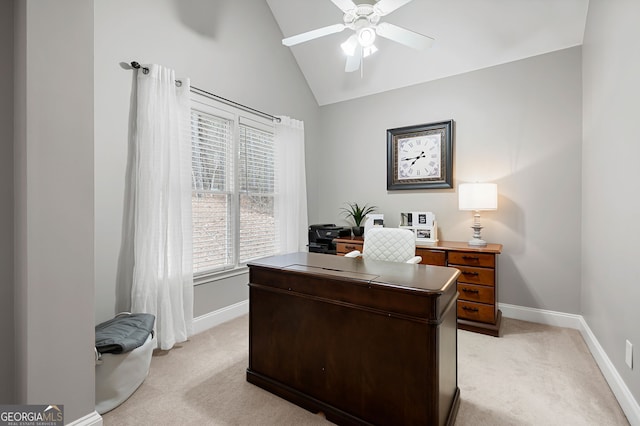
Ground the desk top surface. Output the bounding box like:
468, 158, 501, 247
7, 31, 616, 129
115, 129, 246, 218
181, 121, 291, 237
248, 252, 460, 294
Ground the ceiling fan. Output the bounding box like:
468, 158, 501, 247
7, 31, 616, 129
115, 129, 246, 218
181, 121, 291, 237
282, 0, 434, 73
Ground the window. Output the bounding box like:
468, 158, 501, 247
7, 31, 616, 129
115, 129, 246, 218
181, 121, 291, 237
191, 96, 278, 276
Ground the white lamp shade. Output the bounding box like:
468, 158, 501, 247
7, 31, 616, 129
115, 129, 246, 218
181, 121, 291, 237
458, 183, 498, 211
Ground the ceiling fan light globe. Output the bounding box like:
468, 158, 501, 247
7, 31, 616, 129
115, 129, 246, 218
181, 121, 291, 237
341, 35, 359, 56
363, 44, 378, 58
357, 27, 376, 47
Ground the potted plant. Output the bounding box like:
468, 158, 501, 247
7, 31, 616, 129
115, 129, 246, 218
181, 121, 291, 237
340, 202, 378, 237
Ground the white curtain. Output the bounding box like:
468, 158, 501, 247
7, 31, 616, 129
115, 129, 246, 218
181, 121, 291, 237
131, 64, 193, 350
275, 116, 308, 253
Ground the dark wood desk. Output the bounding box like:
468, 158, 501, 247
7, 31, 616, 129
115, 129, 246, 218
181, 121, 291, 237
247, 252, 460, 426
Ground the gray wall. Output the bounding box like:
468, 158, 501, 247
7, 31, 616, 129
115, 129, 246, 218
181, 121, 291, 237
13, 0, 26, 404
315, 47, 583, 314
93, 0, 321, 323
0, 0, 14, 404
582, 0, 640, 403
13, 0, 95, 421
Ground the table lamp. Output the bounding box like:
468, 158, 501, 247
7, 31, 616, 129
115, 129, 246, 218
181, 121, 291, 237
458, 183, 497, 246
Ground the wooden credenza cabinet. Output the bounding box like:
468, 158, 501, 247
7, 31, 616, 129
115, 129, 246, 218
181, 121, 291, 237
335, 236, 364, 256
334, 237, 503, 337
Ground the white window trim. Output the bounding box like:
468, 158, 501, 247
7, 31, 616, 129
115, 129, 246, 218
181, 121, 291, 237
193, 265, 249, 287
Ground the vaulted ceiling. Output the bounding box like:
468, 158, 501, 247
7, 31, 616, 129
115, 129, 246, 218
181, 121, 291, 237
266, 0, 589, 105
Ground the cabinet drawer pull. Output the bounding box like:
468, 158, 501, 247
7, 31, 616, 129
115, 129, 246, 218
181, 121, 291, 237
462, 306, 479, 312
345, 245, 356, 250
462, 255, 479, 260
461, 288, 479, 294
462, 271, 479, 276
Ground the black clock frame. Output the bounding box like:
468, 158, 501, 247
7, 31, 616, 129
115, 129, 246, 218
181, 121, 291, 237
386, 120, 454, 190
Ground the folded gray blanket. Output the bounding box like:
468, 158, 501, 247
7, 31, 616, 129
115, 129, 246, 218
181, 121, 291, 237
95, 313, 155, 354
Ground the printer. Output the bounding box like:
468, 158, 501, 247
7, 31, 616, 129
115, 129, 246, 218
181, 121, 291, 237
308, 224, 351, 254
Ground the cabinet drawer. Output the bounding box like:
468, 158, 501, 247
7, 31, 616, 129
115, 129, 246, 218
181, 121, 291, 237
449, 252, 495, 268
416, 249, 446, 266
454, 266, 494, 286
457, 300, 495, 323
336, 242, 363, 255
457, 283, 494, 304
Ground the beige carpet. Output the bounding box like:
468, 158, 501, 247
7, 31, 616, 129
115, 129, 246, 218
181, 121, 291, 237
102, 315, 629, 425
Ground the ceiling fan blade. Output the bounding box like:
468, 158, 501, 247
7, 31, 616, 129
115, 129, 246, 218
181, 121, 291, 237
330, 0, 357, 13
282, 24, 346, 47
375, 22, 434, 50
373, 0, 414, 16
345, 47, 362, 73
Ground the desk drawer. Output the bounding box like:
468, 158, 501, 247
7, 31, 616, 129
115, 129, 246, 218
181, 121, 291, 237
457, 283, 494, 304
453, 266, 494, 286
336, 242, 363, 255
457, 300, 495, 323
449, 252, 495, 268
416, 249, 446, 266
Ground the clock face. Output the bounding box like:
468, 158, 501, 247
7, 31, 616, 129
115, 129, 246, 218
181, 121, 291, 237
397, 134, 441, 180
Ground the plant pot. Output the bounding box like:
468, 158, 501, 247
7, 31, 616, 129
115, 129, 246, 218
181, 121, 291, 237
352, 226, 364, 237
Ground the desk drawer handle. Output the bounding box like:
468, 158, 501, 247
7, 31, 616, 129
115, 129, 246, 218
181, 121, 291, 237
461, 288, 479, 294
462, 306, 479, 312
345, 245, 357, 250
462, 271, 479, 277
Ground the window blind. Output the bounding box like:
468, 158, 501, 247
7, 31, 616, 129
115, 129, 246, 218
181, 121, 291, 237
238, 124, 278, 264
191, 107, 234, 273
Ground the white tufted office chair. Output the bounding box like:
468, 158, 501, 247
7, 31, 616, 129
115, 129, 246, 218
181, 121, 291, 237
344, 228, 423, 264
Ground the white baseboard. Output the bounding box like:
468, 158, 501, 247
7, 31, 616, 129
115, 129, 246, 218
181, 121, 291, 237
500, 303, 640, 426
192, 299, 248, 335
499, 303, 583, 329
577, 316, 640, 426
67, 410, 102, 426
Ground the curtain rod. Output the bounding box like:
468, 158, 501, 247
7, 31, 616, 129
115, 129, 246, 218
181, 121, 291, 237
129, 61, 281, 123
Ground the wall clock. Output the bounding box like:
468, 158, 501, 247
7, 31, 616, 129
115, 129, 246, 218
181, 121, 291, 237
386, 120, 454, 190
